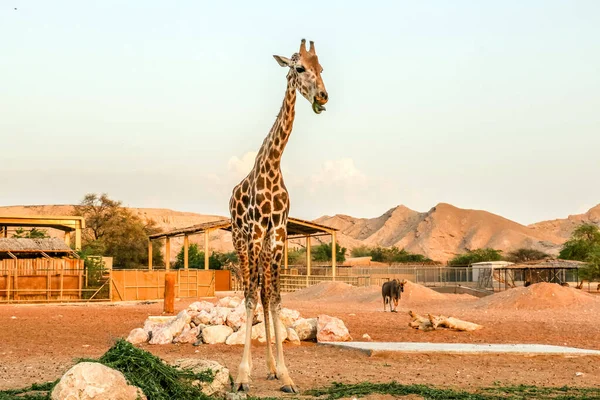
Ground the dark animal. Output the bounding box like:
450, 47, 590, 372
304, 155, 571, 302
382, 279, 404, 312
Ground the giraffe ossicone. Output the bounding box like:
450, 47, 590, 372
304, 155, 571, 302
228, 39, 328, 394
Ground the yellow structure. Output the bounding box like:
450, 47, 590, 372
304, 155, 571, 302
149, 217, 339, 279
0, 215, 85, 250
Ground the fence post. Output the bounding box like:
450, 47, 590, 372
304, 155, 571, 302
164, 272, 176, 313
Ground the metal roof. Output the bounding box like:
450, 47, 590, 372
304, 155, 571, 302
0, 238, 73, 253
148, 217, 337, 239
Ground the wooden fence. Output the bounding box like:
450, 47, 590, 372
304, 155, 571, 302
0, 258, 84, 302
110, 269, 215, 302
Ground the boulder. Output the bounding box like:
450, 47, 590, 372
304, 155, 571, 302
142, 316, 175, 337
125, 328, 148, 345
187, 301, 215, 313
194, 310, 213, 326
172, 359, 230, 398
226, 304, 247, 331
210, 307, 231, 326
251, 320, 287, 343
225, 326, 247, 345
173, 325, 201, 344
217, 296, 242, 308
51, 362, 146, 400
279, 308, 301, 328
149, 310, 192, 345
286, 328, 301, 345
292, 318, 318, 341
202, 325, 233, 344
254, 303, 264, 324
317, 315, 352, 342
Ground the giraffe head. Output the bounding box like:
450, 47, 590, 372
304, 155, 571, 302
273, 39, 328, 114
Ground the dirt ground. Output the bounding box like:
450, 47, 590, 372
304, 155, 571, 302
1, 283, 600, 397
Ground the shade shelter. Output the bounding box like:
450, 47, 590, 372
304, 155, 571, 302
0, 215, 85, 250
492, 258, 585, 290
148, 217, 340, 279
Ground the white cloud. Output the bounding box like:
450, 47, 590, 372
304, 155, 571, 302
308, 158, 367, 194
227, 151, 258, 180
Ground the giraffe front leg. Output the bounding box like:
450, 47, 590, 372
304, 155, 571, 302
261, 286, 277, 380
234, 297, 256, 392
271, 299, 298, 393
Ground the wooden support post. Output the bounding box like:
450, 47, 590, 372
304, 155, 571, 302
204, 230, 210, 270
6, 269, 11, 303
331, 231, 337, 281
64, 231, 71, 247
2, 226, 7, 238
108, 269, 113, 302
284, 239, 289, 271
148, 240, 153, 270
184, 234, 189, 270
164, 272, 176, 314
75, 228, 82, 251
59, 272, 63, 301
305, 235, 311, 287
47, 267, 51, 300
165, 237, 171, 270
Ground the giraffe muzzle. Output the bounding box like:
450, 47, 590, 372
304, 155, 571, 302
312, 100, 326, 114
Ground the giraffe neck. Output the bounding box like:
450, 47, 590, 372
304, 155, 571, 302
254, 73, 297, 172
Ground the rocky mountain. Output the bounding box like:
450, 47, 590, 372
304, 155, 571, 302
1, 203, 599, 263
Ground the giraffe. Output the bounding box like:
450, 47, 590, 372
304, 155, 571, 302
228, 39, 328, 394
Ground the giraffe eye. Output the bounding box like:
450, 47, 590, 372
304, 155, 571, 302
295, 66, 305, 73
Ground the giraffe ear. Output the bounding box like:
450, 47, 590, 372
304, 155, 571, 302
273, 55, 291, 67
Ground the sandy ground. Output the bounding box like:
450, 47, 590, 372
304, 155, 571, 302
1, 282, 600, 397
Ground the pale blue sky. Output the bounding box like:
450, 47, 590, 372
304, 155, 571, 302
1, 1, 599, 224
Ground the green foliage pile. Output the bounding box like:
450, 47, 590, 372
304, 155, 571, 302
304, 381, 600, 400
559, 223, 600, 281
73, 193, 163, 269
92, 339, 214, 399
173, 243, 239, 270
349, 246, 432, 264
448, 248, 504, 266
0, 339, 215, 400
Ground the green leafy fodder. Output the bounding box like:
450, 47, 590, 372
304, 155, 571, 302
304, 382, 600, 400
0, 381, 58, 400
90, 339, 214, 400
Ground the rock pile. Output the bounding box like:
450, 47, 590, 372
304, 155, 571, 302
126, 296, 352, 346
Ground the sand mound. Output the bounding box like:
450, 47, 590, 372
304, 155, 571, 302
285, 281, 453, 304
475, 282, 600, 310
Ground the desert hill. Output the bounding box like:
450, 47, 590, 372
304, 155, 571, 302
1, 203, 599, 263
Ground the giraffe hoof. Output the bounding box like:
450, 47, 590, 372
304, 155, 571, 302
267, 373, 278, 380
281, 385, 299, 394
235, 383, 250, 392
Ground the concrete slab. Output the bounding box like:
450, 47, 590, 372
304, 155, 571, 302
322, 342, 600, 356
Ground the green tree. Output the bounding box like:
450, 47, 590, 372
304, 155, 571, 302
73, 193, 163, 269
505, 248, 550, 263
12, 227, 50, 238
368, 246, 432, 264
350, 245, 372, 258
448, 248, 503, 266
173, 245, 238, 270
312, 242, 346, 263
559, 223, 600, 281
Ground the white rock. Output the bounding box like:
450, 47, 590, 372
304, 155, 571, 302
292, 318, 318, 341
188, 301, 215, 313
194, 310, 213, 326
202, 325, 233, 344
217, 296, 242, 308
126, 328, 148, 345
225, 326, 247, 345
254, 303, 264, 324
172, 359, 230, 398
210, 307, 231, 326
173, 325, 201, 344
51, 362, 146, 400
317, 314, 352, 342
143, 316, 175, 336
149, 310, 192, 345
279, 308, 301, 328
226, 305, 247, 331
252, 320, 287, 343
286, 328, 301, 345
362, 333, 373, 342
